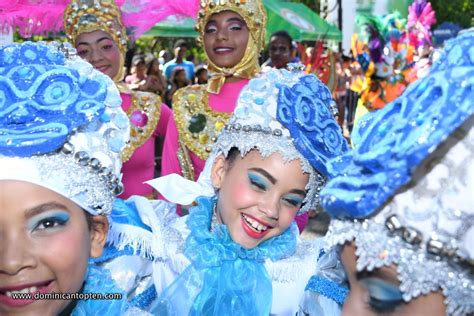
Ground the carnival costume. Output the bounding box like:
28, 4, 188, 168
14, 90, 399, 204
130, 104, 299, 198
63, 0, 174, 199
306, 32, 473, 316
0, 41, 158, 314
406, 0, 437, 82
145, 65, 348, 315
160, 0, 266, 182
350, 13, 412, 126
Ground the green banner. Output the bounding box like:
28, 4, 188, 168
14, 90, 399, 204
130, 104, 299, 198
144, 15, 197, 38
263, 0, 342, 41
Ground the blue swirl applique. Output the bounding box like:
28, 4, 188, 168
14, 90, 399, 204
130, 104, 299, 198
0, 42, 107, 157
276, 74, 348, 176
321, 33, 474, 219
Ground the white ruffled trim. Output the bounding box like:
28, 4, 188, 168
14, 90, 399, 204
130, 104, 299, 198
107, 222, 154, 258
266, 238, 320, 283
107, 197, 180, 259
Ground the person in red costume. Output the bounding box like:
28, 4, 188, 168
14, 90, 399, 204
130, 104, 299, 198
63, 0, 172, 199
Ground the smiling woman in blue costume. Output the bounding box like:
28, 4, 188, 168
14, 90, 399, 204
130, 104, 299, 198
145, 64, 348, 315
301, 32, 474, 316
0, 41, 157, 315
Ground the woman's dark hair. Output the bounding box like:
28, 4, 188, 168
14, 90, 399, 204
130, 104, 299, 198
224, 147, 246, 169
171, 67, 188, 87
84, 211, 94, 230
132, 54, 146, 66
146, 58, 160, 76
195, 65, 207, 77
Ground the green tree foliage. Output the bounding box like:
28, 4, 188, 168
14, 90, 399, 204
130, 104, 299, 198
429, 0, 473, 28
297, 0, 472, 28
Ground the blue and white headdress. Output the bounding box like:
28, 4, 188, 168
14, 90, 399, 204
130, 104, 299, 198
0, 41, 129, 215
322, 32, 473, 315
149, 65, 348, 213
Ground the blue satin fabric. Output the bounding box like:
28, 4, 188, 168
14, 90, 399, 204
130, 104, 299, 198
110, 198, 152, 232
156, 195, 298, 315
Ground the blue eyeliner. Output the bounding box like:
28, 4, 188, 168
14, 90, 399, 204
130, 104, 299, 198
28, 211, 70, 231
248, 172, 268, 190
283, 195, 304, 206
360, 277, 404, 313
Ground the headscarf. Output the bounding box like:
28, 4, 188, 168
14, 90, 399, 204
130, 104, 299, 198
64, 0, 128, 82
195, 0, 266, 93
148, 65, 348, 213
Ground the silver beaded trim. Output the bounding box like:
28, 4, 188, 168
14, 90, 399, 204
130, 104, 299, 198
326, 218, 474, 315
61, 141, 124, 197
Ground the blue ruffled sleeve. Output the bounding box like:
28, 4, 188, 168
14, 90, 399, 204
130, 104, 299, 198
86, 196, 178, 314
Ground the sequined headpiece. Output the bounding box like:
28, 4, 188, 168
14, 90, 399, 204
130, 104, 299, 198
149, 65, 348, 213
353, 14, 398, 79
64, 0, 128, 55
322, 33, 474, 315
0, 41, 129, 216
195, 0, 267, 94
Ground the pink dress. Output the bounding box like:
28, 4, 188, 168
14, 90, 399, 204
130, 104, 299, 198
161, 80, 249, 180
119, 92, 171, 199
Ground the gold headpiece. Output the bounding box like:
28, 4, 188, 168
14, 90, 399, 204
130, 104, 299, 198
196, 0, 266, 52
63, 0, 128, 55
195, 0, 267, 94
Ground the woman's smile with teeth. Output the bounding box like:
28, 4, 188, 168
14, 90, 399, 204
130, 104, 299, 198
215, 47, 233, 52
3, 286, 38, 297
242, 214, 268, 232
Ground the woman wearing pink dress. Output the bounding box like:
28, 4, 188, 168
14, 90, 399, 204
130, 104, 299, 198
63, 0, 172, 198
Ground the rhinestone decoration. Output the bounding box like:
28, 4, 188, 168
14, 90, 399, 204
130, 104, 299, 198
173, 85, 231, 160
64, 0, 128, 54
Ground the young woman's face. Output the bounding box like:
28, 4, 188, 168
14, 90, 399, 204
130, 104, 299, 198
340, 243, 446, 316
133, 62, 147, 77
211, 150, 308, 249
150, 59, 161, 75
0, 180, 107, 316
203, 11, 250, 68
269, 35, 292, 69
75, 30, 122, 79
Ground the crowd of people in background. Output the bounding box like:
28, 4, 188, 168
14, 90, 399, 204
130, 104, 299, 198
123, 33, 366, 141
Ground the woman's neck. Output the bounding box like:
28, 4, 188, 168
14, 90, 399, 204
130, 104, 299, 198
224, 75, 242, 84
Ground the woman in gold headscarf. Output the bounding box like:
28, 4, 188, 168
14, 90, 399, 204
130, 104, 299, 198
63, 0, 172, 199
160, 0, 266, 183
